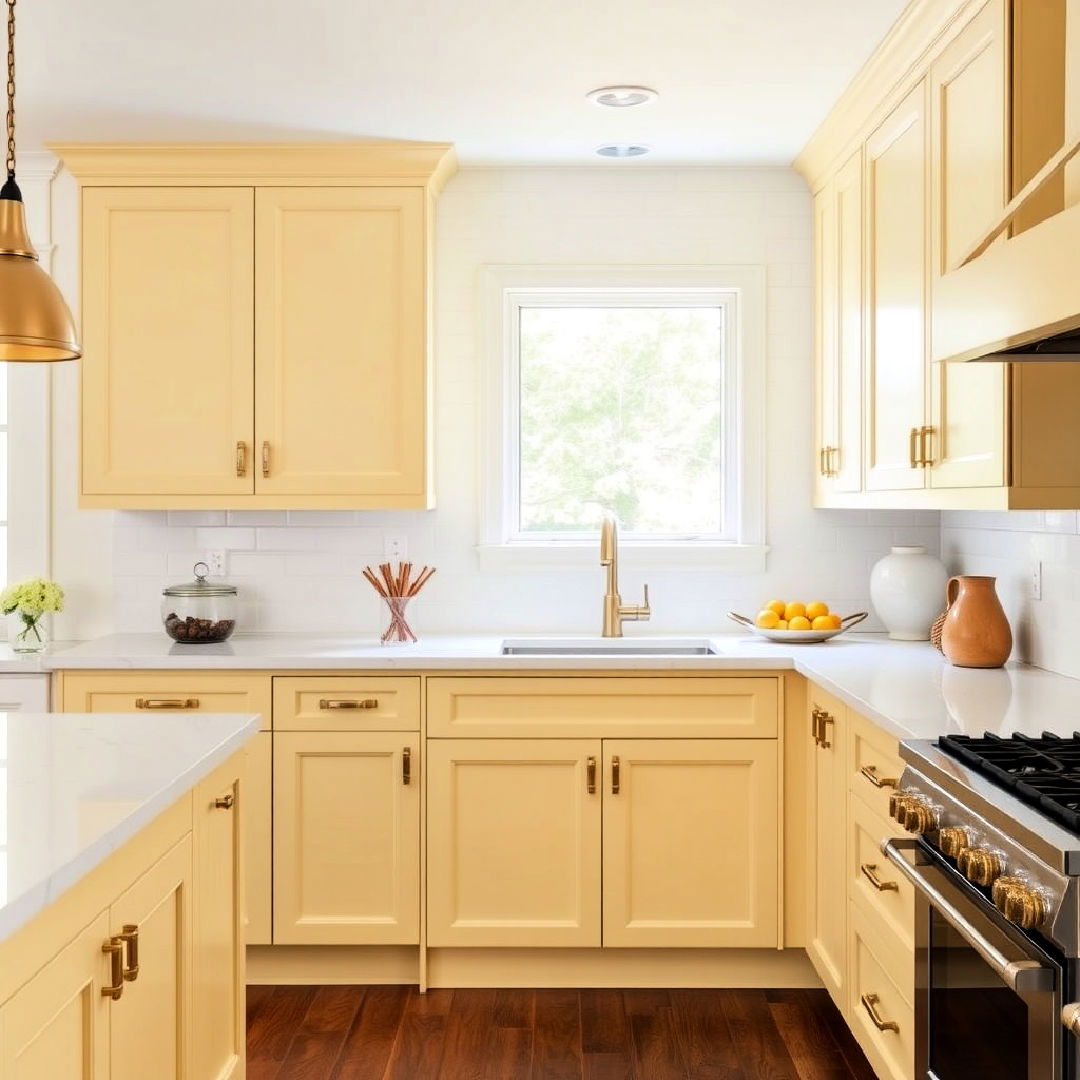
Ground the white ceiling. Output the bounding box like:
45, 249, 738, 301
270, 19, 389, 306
18, 0, 907, 165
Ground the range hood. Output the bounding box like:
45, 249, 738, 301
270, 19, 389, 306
980, 326, 1080, 362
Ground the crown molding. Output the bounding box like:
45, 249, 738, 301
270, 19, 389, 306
14, 149, 60, 184
47, 141, 457, 193
794, 0, 981, 191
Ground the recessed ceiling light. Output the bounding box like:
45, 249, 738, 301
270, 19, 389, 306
595, 144, 651, 159
586, 86, 658, 109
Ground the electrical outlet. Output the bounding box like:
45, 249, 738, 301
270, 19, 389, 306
206, 550, 227, 577
384, 535, 407, 560
1032, 560, 1043, 601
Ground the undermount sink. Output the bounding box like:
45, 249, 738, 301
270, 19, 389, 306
500, 637, 719, 656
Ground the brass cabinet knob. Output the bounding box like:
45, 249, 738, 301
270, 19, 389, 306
962, 848, 1004, 887
1001, 883, 1047, 930
938, 826, 971, 859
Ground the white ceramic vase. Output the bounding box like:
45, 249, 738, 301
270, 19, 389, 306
869, 545, 949, 641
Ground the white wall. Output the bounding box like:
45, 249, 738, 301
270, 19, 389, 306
942, 510, 1080, 679
48, 165, 940, 638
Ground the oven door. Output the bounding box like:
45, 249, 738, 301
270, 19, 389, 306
885, 838, 1063, 1080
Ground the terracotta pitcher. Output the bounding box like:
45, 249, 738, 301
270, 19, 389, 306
939, 576, 1012, 669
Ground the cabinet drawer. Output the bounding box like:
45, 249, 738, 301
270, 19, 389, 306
848, 904, 915, 1080
60, 672, 272, 731
272, 677, 420, 731
849, 712, 904, 820
849, 795, 913, 952
426, 677, 779, 738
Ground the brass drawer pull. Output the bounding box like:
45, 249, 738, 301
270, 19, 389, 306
102, 939, 124, 1000
236, 441, 247, 477
214, 792, 235, 810
135, 697, 199, 710
586, 755, 597, 794
860, 764, 898, 789
829, 446, 839, 476
611, 755, 621, 795
909, 427, 920, 469
819, 447, 828, 477
861, 992, 900, 1033
818, 713, 834, 749
811, 706, 823, 747
118, 924, 139, 982
319, 698, 378, 710
261, 440, 271, 478
402, 746, 412, 786
919, 426, 935, 467
861, 863, 899, 892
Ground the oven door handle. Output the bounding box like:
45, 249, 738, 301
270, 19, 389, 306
884, 837, 1055, 994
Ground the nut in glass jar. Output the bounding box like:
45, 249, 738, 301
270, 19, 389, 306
161, 562, 238, 643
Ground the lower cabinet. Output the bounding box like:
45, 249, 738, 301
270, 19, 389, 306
426, 737, 779, 948
273, 731, 420, 945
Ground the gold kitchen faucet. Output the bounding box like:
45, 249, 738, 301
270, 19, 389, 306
599, 515, 651, 637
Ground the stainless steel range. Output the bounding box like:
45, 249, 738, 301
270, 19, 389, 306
885, 733, 1080, 1080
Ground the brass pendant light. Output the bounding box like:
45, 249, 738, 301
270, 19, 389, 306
0, 0, 78, 361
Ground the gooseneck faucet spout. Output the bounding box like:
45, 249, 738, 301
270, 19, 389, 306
600, 515, 651, 637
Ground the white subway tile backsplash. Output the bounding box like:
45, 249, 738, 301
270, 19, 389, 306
193, 527, 256, 550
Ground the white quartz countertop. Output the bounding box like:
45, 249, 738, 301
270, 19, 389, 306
0, 711, 260, 944
39, 631, 1080, 743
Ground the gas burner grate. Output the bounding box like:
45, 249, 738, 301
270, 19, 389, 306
939, 732, 1080, 833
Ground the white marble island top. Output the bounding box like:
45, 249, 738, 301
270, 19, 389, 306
42, 631, 1080, 743
0, 711, 259, 944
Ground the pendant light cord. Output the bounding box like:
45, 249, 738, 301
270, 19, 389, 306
5, 0, 15, 183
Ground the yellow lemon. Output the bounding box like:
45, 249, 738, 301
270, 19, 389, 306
776, 619, 788, 630
784, 602, 806, 622
806, 601, 830, 621
755, 609, 780, 630
788, 615, 812, 631
765, 599, 786, 617
825, 614, 843, 630
811, 615, 833, 631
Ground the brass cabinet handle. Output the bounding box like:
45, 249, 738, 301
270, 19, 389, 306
861, 992, 900, 1033
236, 441, 247, 478
586, 755, 597, 794
611, 755, 621, 795
135, 697, 199, 710
102, 939, 125, 1000
859, 764, 898, 789
919, 426, 934, 467
811, 706, 823, 747
402, 746, 412, 786
214, 792, 235, 810
829, 447, 840, 477
861, 863, 899, 892
118, 924, 139, 982
818, 713, 834, 749
319, 698, 378, 710
819, 447, 828, 477
261, 441, 271, 478
909, 427, 920, 469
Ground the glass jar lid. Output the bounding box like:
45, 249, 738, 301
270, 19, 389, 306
163, 561, 238, 598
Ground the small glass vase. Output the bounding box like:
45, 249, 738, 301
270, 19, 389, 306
11, 613, 48, 653
380, 596, 416, 645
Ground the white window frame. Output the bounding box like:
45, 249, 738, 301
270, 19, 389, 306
478, 264, 767, 572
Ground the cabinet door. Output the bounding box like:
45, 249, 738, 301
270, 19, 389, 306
928, 0, 1009, 489
813, 177, 838, 502
109, 836, 193, 1080
602, 739, 778, 948
806, 690, 848, 1008
834, 149, 864, 493
254, 187, 428, 503
865, 82, 928, 492
273, 732, 420, 945
192, 756, 244, 1080
426, 739, 602, 947
81, 187, 254, 498
243, 731, 272, 945
0, 911, 110, 1080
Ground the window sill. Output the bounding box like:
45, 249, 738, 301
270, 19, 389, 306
476, 542, 769, 573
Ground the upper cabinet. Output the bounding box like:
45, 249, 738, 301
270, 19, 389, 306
799, 0, 1080, 510
57, 143, 456, 510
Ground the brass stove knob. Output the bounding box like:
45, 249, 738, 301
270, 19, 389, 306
1002, 883, 1046, 930
901, 799, 936, 835
888, 791, 911, 821
938, 826, 971, 859
991, 875, 1027, 909
963, 848, 1004, 887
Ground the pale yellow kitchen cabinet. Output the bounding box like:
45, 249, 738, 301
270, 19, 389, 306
272, 731, 420, 946
601, 739, 778, 948
804, 687, 847, 1009
57, 143, 455, 510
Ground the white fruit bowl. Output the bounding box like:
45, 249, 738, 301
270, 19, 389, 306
727, 610, 868, 643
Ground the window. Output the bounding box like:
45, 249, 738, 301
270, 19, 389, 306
480, 266, 766, 570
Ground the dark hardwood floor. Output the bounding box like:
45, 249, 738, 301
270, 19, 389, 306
246, 986, 877, 1080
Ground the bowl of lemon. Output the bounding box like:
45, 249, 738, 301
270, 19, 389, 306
728, 601, 868, 643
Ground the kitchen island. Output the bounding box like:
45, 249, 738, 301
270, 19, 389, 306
0, 711, 259, 1080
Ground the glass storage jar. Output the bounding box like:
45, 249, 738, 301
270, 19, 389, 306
161, 562, 239, 643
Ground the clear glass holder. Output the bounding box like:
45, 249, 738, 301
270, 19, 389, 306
11, 613, 48, 653
381, 596, 417, 645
